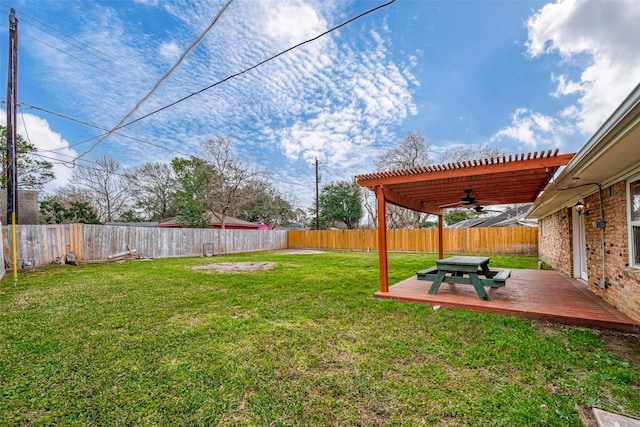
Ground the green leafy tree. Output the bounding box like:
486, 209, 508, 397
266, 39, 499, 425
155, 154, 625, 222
0, 125, 55, 190
319, 180, 363, 229
171, 157, 214, 228
239, 181, 295, 227
443, 209, 473, 226
115, 209, 146, 223
39, 196, 101, 224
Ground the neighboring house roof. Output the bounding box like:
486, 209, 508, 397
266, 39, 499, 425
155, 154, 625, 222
481, 204, 533, 227
158, 213, 261, 229
447, 204, 534, 228
529, 82, 640, 219
105, 222, 159, 227
448, 218, 487, 228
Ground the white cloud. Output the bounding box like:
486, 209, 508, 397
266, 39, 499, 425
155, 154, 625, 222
17, 0, 413, 207
159, 41, 182, 63
491, 108, 565, 149
263, 1, 327, 47
526, 0, 640, 134
2, 110, 77, 195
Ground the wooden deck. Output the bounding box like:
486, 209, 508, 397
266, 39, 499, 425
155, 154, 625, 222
376, 269, 639, 333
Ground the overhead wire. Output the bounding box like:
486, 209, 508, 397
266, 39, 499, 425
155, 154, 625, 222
74, 0, 236, 162
11, 101, 316, 189
3, 1, 397, 193
72, 0, 396, 162
0, 4, 115, 64
20, 102, 195, 157
14, 29, 113, 74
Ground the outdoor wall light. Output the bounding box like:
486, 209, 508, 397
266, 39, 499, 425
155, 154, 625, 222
574, 201, 585, 215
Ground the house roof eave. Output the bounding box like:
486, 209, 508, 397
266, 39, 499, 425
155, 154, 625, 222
528, 82, 640, 220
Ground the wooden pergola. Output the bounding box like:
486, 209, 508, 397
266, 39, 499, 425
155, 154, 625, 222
355, 149, 575, 292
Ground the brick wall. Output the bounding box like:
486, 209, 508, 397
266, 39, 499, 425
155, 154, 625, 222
538, 207, 572, 276
584, 182, 640, 323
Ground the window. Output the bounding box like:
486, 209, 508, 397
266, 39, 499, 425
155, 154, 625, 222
629, 179, 640, 267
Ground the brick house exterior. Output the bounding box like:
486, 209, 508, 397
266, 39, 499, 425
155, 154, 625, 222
538, 207, 573, 276
530, 83, 640, 323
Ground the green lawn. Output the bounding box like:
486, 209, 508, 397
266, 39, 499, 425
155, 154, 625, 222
1, 251, 638, 426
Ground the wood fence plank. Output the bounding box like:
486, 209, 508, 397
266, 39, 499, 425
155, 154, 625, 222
286, 228, 538, 255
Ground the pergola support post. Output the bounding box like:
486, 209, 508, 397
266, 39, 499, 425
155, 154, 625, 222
375, 185, 388, 292
438, 214, 444, 260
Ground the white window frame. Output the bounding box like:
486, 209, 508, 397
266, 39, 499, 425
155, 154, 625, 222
627, 176, 640, 268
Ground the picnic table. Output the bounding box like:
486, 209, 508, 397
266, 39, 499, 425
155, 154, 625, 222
416, 256, 510, 301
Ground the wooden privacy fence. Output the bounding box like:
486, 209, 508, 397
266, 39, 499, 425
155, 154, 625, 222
3, 224, 287, 269
287, 227, 538, 255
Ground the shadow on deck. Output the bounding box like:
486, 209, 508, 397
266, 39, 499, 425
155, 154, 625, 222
376, 269, 639, 334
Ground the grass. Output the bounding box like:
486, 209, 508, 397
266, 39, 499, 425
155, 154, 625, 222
0, 250, 638, 426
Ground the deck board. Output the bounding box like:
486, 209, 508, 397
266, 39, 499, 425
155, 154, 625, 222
376, 269, 639, 333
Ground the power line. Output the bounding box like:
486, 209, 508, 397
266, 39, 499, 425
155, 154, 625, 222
8, 27, 113, 74
19, 102, 195, 157
72, 0, 396, 162
75, 0, 236, 162
0, 5, 115, 64
13, 101, 315, 189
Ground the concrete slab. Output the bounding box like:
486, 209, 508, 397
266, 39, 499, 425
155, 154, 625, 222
593, 408, 640, 427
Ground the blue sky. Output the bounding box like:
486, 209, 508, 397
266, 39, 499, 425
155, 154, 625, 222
1, 0, 640, 210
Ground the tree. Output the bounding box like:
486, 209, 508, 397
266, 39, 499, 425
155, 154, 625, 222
200, 137, 269, 228
238, 180, 296, 227
0, 125, 55, 190
372, 130, 432, 228
439, 143, 509, 164
171, 137, 290, 229
443, 209, 473, 226
375, 130, 432, 171
319, 180, 363, 229
61, 156, 130, 222
171, 156, 214, 228
125, 162, 178, 220
39, 196, 101, 224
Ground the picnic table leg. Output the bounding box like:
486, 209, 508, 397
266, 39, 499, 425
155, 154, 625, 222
479, 261, 496, 278
428, 270, 447, 295
468, 273, 490, 300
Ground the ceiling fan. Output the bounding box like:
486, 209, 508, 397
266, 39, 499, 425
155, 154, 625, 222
439, 189, 477, 208
472, 205, 502, 214
439, 189, 500, 210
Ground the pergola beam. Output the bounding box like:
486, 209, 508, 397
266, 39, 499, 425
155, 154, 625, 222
382, 186, 443, 215
356, 153, 574, 188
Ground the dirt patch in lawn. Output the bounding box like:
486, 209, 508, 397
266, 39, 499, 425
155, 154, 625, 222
598, 330, 640, 368
192, 262, 276, 273
275, 250, 325, 255
536, 321, 640, 368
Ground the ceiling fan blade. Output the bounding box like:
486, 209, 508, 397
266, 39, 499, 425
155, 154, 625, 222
438, 201, 463, 208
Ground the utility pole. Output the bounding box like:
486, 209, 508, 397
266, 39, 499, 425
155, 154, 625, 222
315, 157, 319, 230
6, 8, 18, 225
6, 8, 18, 286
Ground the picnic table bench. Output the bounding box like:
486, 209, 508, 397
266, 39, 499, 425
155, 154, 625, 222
416, 256, 510, 301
